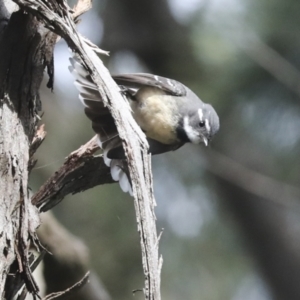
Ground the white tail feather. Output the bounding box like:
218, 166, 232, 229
110, 159, 122, 181
78, 94, 89, 107
69, 59, 97, 89
74, 81, 98, 94
103, 149, 111, 166
69, 57, 88, 78
119, 170, 133, 195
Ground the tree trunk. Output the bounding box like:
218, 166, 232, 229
0, 6, 55, 297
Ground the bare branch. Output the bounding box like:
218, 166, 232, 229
72, 0, 92, 20
44, 272, 89, 300
16, 1, 162, 298
32, 136, 113, 212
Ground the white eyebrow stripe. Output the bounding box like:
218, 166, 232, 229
205, 119, 211, 133
198, 109, 203, 121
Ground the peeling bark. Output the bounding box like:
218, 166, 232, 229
32, 136, 113, 212
0, 6, 56, 297
12, 1, 162, 299
1, 0, 162, 299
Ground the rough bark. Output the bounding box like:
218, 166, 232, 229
32, 136, 113, 212
12, 1, 162, 299
0, 5, 56, 297
0, 0, 162, 298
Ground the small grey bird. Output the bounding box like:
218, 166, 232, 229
69, 57, 220, 194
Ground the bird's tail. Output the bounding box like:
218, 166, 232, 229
69, 54, 133, 195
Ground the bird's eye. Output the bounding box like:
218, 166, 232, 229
199, 121, 205, 127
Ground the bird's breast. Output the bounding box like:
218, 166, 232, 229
131, 88, 180, 144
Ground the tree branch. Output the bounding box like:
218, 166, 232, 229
15, 1, 162, 298
32, 136, 113, 212
0, 4, 56, 297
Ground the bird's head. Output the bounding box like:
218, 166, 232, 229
183, 104, 220, 146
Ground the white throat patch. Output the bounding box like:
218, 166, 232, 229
183, 116, 201, 144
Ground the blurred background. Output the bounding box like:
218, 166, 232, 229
30, 0, 300, 299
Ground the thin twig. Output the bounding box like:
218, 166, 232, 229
43, 272, 89, 300
72, 0, 92, 20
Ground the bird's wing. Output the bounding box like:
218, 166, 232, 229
147, 138, 185, 155
112, 73, 187, 97
107, 138, 184, 159
69, 55, 132, 195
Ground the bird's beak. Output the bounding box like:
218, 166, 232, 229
203, 137, 208, 146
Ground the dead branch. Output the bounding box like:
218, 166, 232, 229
32, 136, 113, 212
14, 0, 162, 298
0, 5, 56, 296
72, 0, 92, 20
43, 272, 89, 300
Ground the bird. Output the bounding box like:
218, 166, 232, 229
69, 56, 220, 195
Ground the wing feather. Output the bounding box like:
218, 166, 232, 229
69, 54, 133, 195
113, 73, 187, 97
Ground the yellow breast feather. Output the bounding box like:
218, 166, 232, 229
131, 87, 180, 144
